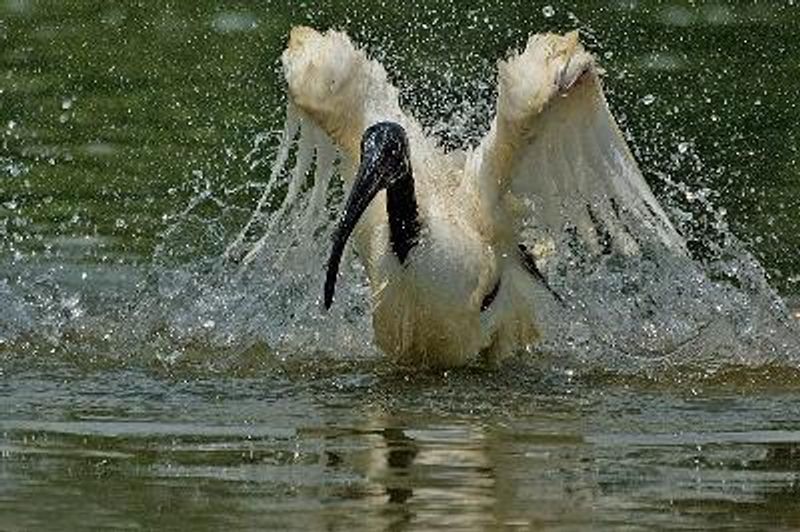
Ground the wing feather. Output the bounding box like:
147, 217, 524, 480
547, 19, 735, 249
470, 32, 684, 271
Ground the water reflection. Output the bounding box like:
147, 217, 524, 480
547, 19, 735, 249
2, 365, 800, 529
382, 427, 417, 504
663, 442, 800, 529
362, 423, 496, 529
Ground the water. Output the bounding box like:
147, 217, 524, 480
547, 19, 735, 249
2, 1, 800, 530
4, 360, 800, 530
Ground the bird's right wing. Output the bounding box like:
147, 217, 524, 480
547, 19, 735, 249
227, 26, 432, 266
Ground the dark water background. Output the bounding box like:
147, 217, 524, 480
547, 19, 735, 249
2, 1, 800, 530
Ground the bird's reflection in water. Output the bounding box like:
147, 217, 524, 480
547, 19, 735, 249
383, 427, 418, 505
362, 422, 498, 530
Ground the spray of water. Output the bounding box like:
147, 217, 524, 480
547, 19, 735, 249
1, 28, 798, 378
132, 93, 800, 376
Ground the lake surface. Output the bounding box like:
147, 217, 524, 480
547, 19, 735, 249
2, 1, 800, 530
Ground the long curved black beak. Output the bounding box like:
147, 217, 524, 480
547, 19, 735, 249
324, 122, 415, 309
324, 143, 388, 309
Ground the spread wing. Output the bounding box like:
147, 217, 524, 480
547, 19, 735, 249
469, 32, 685, 273
225, 26, 436, 267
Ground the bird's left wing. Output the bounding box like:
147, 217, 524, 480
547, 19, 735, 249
466, 32, 684, 268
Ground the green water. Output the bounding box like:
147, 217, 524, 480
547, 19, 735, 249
3, 360, 800, 530
2, 1, 800, 530
3, 1, 799, 281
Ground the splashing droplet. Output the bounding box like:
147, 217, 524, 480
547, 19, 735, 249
542, 5, 555, 18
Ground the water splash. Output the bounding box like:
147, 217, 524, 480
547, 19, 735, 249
128, 94, 799, 376
127, 106, 376, 367
1, 42, 798, 379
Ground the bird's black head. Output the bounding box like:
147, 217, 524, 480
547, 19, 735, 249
357, 122, 411, 186
324, 122, 418, 309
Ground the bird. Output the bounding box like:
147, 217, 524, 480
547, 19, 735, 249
253, 26, 686, 368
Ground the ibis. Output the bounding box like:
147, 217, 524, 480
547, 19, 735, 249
268, 27, 685, 368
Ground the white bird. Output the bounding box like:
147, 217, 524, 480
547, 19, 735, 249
253, 26, 685, 368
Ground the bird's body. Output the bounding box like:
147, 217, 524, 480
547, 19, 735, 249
273, 27, 684, 368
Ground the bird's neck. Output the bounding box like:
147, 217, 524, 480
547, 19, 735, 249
386, 169, 420, 264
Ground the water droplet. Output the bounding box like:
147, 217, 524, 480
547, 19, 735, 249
542, 5, 555, 18
642, 94, 656, 106
678, 141, 690, 154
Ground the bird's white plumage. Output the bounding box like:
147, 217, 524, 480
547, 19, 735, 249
249, 27, 685, 368
467, 32, 685, 265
